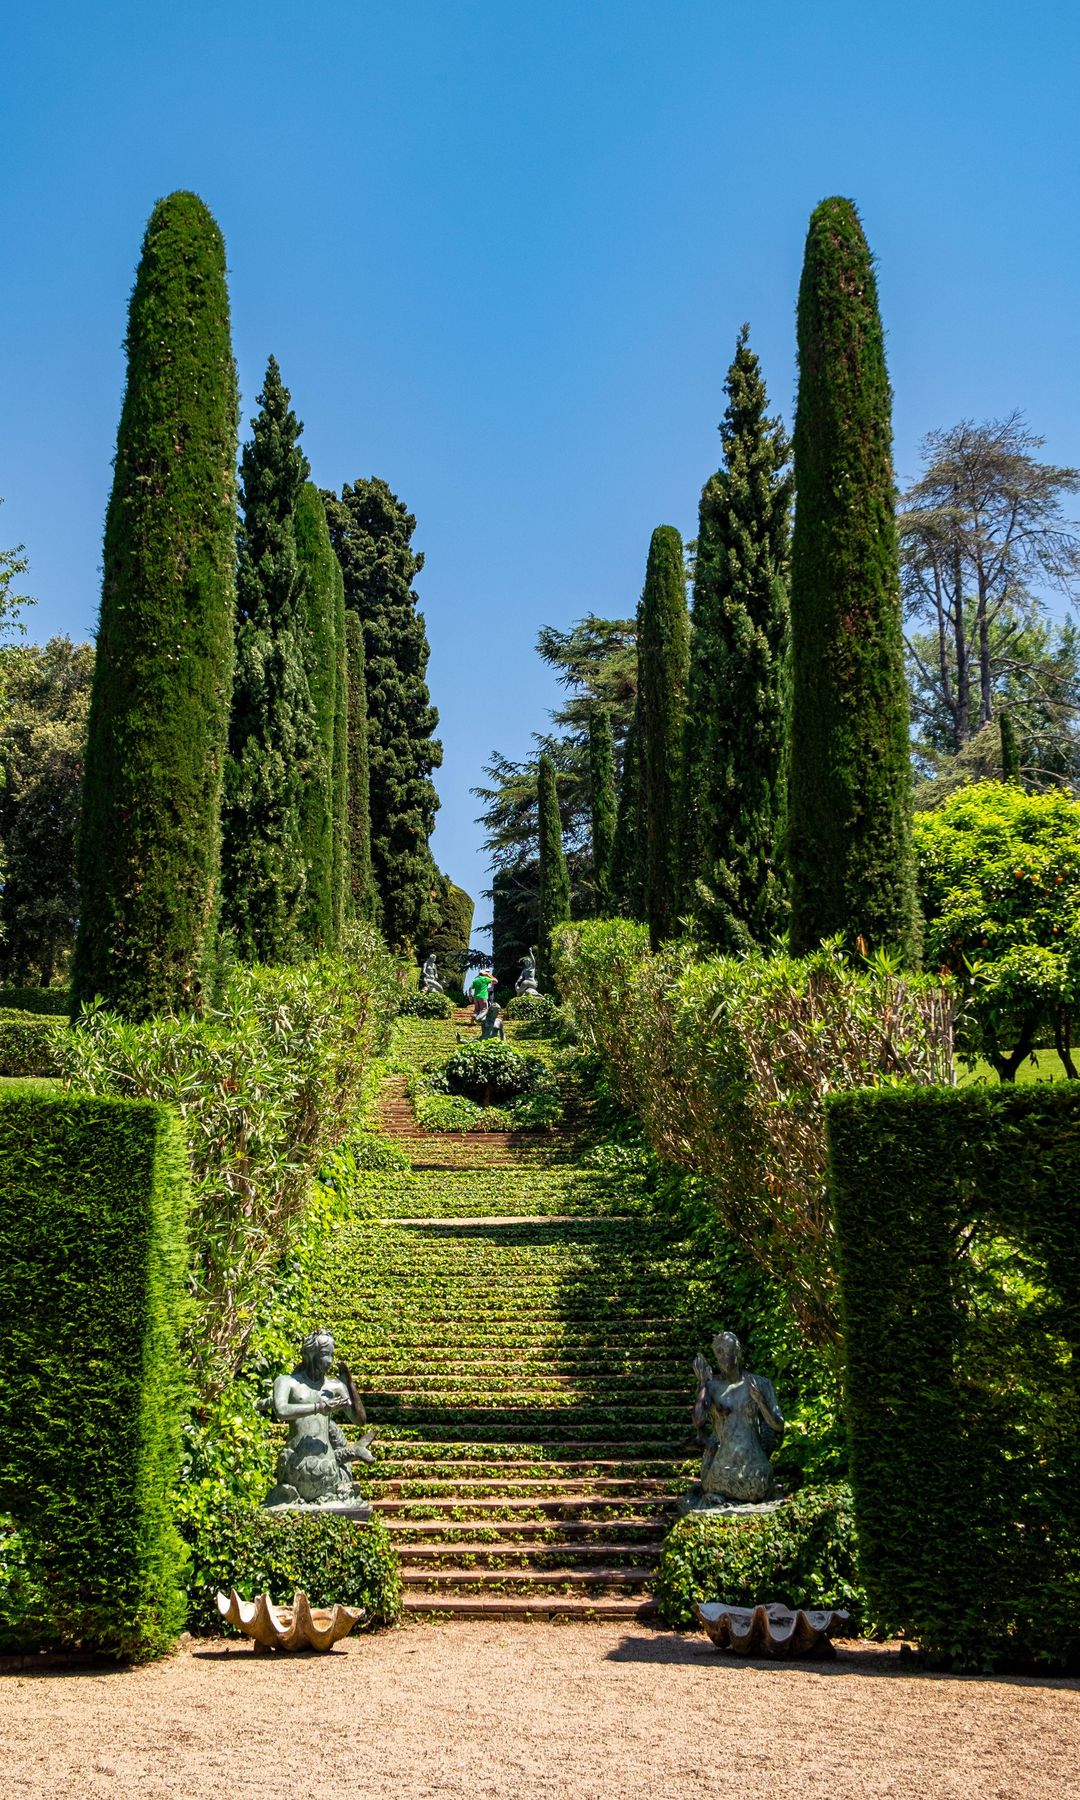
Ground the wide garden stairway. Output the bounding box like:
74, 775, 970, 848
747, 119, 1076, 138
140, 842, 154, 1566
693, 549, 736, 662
315, 1013, 699, 1619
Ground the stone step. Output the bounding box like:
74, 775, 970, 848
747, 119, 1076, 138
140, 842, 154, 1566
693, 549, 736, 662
384, 1518, 666, 1540
396, 1542, 662, 1568
373, 1475, 677, 1493
401, 1593, 660, 1620
400, 1567, 655, 1593
376, 1495, 676, 1519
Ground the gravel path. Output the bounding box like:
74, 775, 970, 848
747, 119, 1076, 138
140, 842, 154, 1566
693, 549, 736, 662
4, 1624, 1078, 1799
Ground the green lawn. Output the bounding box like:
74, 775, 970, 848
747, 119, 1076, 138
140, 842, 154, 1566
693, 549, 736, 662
956, 1049, 1075, 1086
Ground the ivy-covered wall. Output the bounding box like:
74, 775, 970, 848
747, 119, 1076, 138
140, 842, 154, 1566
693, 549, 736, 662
0, 1091, 190, 1660
827, 1084, 1080, 1670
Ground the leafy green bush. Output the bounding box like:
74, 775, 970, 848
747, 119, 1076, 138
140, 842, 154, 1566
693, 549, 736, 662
330, 1132, 411, 1174
657, 1485, 867, 1629
504, 992, 559, 1026
555, 919, 954, 1347
915, 781, 1080, 1079
414, 1091, 515, 1131
184, 1507, 401, 1633
60, 927, 397, 1394
828, 1082, 1080, 1671
0, 1091, 190, 1660
401, 988, 455, 1019
0, 1012, 64, 1077
0, 987, 69, 1015
445, 1040, 545, 1102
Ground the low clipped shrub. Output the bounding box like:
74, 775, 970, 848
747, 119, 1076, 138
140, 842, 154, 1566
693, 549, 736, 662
0, 987, 69, 1016
0, 1091, 190, 1660
401, 988, 455, 1020
184, 1507, 401, 1633
504, 991, 559, 1027
656, 1484, 867, 1630
414, 1092, 514, 1132
0, 1012, 64, 1077
333, 1133, 411, 1174
445, 1040, 544, 1102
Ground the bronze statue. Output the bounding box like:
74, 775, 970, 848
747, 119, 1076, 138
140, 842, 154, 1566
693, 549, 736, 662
263, 1329, 374, 1516
686, 1331, 785, 1508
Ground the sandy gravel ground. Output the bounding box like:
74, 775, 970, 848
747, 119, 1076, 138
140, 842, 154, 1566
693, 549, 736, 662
3, 1623, 1078, 1800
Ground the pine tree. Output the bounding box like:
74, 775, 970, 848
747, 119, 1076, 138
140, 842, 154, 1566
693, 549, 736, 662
72, 192, 238, 1017
220, 357, 312, 964
611, 708, 645, 918
589, 709, 617, 915
788, 198, 920, 959
293, 482, 344, 950
681, 326, 793, 950
537, 753, 571, 991
324, 480, 443, 950
343, 611, 376, 920
638, 525, 690, 948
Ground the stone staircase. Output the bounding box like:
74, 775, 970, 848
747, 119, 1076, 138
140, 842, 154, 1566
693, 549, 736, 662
316, 1013, 698, 1619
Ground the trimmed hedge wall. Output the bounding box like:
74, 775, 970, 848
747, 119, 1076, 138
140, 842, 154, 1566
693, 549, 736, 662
0, 1012, 64, 1078
0, 1091, 190, 1659
827, 1084, 1080, 1670
184, 1507, 402, 1634
0, 988, 69, 1015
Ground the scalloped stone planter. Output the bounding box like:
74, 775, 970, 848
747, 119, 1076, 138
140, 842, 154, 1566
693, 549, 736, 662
216, 1589, 364, 1651
696, 1601, 850, 1657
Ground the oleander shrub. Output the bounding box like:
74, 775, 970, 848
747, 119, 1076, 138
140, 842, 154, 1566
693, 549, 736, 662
0, 1012, 64, 1077
657, 1485, 867, 1629
60, 926, 397, 1394
185, 1507, 401, 1633
401, 988, 455, 1019
555, 919, 954, 1347
0, 987, 69, 1015
0, 1090, 190, 1659
827, 1083, 1080, 1670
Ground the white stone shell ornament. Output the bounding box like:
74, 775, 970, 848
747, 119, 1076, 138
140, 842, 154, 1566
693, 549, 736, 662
216, 1588, 364, 1651
696, 1601, 849, 1657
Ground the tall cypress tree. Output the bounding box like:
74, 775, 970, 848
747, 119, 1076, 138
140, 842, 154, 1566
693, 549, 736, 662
638, 525, 690, 948
787, 198, 919, 959
611, 708, 645, 918
330, 551, 349, 941
324, 480, 442, 950
73, 192, 238, 1017
343, 610, 376, 921
220, 357, 312, 964
589, 709, 617, 915
999, 710, 1022, 784
293, 482, 343, 950
537, 752, 571, 991
681, 326, 793, 951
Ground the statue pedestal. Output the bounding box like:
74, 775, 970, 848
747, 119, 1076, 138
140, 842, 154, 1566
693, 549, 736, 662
262, 1499, 373, 1520
677, 1489, 786, 1520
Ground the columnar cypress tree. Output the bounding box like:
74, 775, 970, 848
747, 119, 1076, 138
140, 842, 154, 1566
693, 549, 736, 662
330, 552, 349, 940
681, 326, 793, 951
638, 525, 690, 948
787, 198, 919, 958
324, 480, 443, 950
220, 357, 311, 964
293, 482, 342, 950
343, 611, 376, 921
72, 192, 238, 1017
999, 710, 1022, 784
589, 709, 617, 915
611, 708, 645, 917
537, 753, 571, 991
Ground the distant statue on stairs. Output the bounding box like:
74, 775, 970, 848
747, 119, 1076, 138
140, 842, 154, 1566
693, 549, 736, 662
515, 948, 540, 997
420, 954, 443, 994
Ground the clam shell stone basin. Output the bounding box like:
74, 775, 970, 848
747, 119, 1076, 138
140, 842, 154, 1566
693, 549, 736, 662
696, 1601, 850, 1658
216, 1588, 364, 1651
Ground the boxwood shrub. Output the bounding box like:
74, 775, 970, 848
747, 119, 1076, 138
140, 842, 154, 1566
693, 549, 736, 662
827, 1083, 1080, 1671
656, 1484, 867, 1629
0, 1090, 190, 1660
401, 989, 455, 1019
0, 1012, 64, 1078
445, 1040, 545, 1102
183, 1506, 402, 1634
0, 987, 69, 1015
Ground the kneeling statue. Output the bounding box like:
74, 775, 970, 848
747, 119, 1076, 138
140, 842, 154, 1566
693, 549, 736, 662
683, 1331, 785, 1512
263, 1329, 375, 1517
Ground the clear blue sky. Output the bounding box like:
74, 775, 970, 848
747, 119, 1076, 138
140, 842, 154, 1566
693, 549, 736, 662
3, 1, 1078, 935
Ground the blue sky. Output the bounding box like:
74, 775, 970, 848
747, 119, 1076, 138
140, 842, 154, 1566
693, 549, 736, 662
3, 1, 1078, 934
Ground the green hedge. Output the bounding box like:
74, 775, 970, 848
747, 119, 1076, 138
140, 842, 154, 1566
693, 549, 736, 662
184, 1507, 401, 1633
0, 1012, 64, 1077
0, 1091, 190, 1659
827, 1084, 1080, 1670
657, 1485, 866, 1629
0, 988, 69, 1015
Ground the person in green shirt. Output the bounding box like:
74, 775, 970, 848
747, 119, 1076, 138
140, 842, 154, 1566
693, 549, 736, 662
468, 969, 496, 1026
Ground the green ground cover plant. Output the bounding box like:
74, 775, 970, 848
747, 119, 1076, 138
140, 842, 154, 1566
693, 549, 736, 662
0, 1090, 189, 1660
828, 1083, 1080, 1670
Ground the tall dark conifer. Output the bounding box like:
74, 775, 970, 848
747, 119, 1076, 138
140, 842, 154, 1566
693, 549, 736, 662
787, 198, 919, 958
637, 525, 690, 948
537, 753, 571, 991
73, 192, 238, 1017
589, 709, 617, 915
220, 358, 312, 963
324, 480, 442, 950
611, 708, 645, 918
343, 610, 376, 921
682, 326, 792, 950
293, 482, 343, 950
